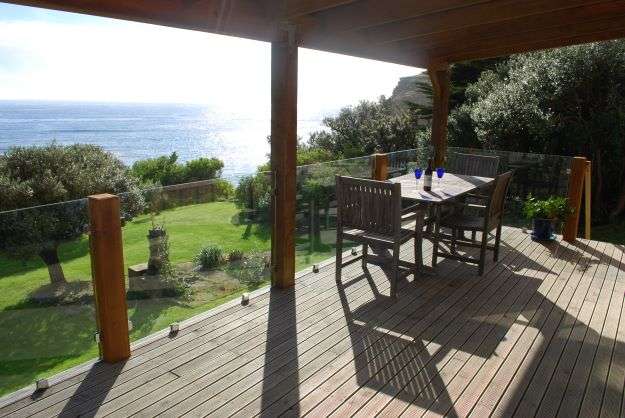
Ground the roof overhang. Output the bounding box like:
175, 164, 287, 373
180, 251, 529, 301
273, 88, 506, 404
4, 0, 625, 67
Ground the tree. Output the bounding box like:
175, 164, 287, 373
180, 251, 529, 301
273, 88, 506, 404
455, 40, 625, 220
0, 143, 144, 286
308, 96, 420, 158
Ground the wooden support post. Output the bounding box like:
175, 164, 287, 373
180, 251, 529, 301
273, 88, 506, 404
270, 30, 298, 288
372, 153, 389, 180
88, 193, 130, 363
584, 160, 592, 239
428, 63, 450, 167
563, 157, 588, 242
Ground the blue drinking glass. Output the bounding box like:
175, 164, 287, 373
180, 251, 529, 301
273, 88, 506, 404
414, 168, 423, 185
436, 167, 445, 186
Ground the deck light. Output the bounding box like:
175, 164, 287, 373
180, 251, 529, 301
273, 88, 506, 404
36, 379, 50, 391
241, 293, 250, 305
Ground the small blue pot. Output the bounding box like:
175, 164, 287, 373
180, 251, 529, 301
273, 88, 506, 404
531, 218, 556, 241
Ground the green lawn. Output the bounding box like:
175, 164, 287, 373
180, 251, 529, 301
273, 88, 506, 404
0, 201, 341, 396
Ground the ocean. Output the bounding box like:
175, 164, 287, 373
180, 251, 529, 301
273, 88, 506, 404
0, 101, 326, 183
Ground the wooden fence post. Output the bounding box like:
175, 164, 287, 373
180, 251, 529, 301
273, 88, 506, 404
563, 157, 588, 242
372, 153, 389, 181
88, 193, 130, 363
584, 160, 592, 239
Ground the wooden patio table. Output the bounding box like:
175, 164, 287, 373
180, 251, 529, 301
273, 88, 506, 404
389, 172, 495, 268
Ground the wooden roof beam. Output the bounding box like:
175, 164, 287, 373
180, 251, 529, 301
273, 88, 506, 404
284, 0, 359, 18
300, 0, 489, 36
395, 1, 625, 52
364, 0, 610, 44
432, 16, 625, 62
3, 0, 276, 41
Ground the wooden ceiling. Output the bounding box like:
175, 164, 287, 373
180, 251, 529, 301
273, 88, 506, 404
5, 0, 625, 67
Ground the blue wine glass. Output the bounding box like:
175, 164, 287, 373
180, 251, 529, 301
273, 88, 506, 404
414, 168, 423, 187
436, 167, 445, 187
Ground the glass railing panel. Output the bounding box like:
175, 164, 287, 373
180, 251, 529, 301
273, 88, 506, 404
446, 147, 573, 227
0, 199, 97, 396
118, 176, 272, 343
385, 148, 422, 178
294, 156, 373, 271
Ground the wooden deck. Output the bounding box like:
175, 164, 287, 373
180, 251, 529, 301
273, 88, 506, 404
1, 226, 624, 417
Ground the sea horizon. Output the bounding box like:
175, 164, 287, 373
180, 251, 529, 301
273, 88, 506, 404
0, 99, 330, 183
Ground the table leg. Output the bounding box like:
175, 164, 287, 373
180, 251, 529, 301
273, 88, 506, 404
431, 204, 441, 268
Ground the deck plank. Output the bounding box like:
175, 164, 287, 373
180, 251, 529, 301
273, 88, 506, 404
0, 228, 622, 418
468, 240, 611, 417
399, 237, 585, 418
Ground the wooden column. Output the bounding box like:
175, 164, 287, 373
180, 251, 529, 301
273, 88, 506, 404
428, 64, 450, 167
270, 31, 298, 288
563, 157, 588, 242
584, 160, 592, 239
88, 193, 130, 363
372, 153, 389, 180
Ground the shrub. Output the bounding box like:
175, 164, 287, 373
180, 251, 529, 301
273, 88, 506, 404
227, 249, 244, 262
523, 195, 573, 221
194, 245, 223, 270
132, 153, 225, 186
212, 179, 234, 201
184, 158, 224, 182
226, 251, 270, 288
234, 173, 272, 218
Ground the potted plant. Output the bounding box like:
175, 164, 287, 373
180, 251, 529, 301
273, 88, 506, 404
523, 195, 573, 241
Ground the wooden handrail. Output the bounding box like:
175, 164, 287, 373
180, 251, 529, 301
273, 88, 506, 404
88, 193, 131, 362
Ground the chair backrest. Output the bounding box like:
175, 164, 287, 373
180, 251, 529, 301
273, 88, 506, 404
335, 176, 402, 237
487, 170, 514, 224
450, 153, 500, 178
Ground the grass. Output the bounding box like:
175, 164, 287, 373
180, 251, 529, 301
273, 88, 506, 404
0, 201, 341, 396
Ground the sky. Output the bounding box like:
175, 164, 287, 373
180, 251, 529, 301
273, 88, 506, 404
0, 3, 422, 119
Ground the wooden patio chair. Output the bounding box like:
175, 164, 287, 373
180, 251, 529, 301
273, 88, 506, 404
335, 176, 426, 298
448, 152, 501, 241
433, 170, 514, 275
449, 152, 500, 177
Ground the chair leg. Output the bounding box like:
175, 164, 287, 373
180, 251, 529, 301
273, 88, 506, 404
451, 228, 457, 253
478, 230, 488, 276
471, 231, 477, 242
336, 234, 343, 282
391, 243, 400, 298
362, 244, 368, 269
494, 224, 503, 262
414, 233, 423, 275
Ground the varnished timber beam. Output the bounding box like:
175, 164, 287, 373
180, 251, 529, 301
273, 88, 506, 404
429, 64, 450, 167
364, 0, 608, 44
88, 194, 130, 363
270, 29, 298, 288
431, 13, 625, 63
285, 0, 358, 18
372, 154, 389, 181
301, 0, 488, 34
584, 160, 592, 239
564, 157, 588, 242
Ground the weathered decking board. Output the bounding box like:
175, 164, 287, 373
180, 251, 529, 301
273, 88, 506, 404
1, 227, 623, 418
